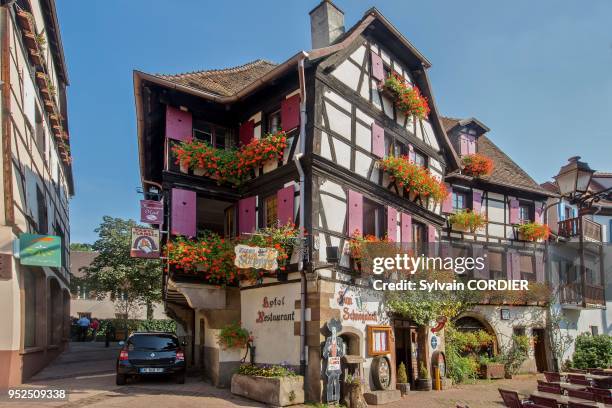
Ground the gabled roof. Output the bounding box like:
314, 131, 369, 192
69, 250, 98, 278
442, 117, 553, 196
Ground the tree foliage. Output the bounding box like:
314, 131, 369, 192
82, 216, 162, 319
70, 242, 93, 251
571, 334, 612, 369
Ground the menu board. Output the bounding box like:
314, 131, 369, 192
368, 325, 392, 356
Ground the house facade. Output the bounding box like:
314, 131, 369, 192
0, 0, 73, 388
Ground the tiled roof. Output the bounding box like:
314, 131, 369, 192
154, 59, 278, 97
442, 117, 552, 196
70, 250, 98, 278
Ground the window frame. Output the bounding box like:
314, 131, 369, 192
192, 121, 230, 149
518, 202, 534, 224
263, 194, 278, 228
362, 197, 386, 239
266, 108, 282, 134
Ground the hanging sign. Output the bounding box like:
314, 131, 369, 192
140, 200, 164, 224
130, 228, 160, 258
234, 245, 278, 270
19, 234, 62, 267
431, 316, 447, 333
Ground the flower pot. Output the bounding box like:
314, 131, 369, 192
262, 158, 278, 174
193, 167, 206, 177
179, 162, 189, 174
415, 378, 432, 391
231, 374, 304, 407
396, 382, 410, 396
407, 190, 418, 202
452, 223, 471, 233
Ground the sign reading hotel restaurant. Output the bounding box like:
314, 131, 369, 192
140, 200, 164, 224
130, 227, 160, 258
19, 234, 62, 267
234, 244, 278, 270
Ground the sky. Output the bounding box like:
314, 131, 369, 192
57, 0, 612, 244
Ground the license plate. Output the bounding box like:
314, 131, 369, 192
139, 368, 164, 373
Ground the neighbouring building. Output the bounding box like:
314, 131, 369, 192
69, 250, 167, 321
0, 0, 73, 388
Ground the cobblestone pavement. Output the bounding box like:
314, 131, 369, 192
3, 342, 539, 408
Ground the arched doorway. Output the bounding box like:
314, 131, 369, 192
454, 314, 499, 355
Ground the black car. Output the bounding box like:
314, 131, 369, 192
116, 332, 185, 385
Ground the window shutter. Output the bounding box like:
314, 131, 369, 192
371, 122, 385, 158
238, 196, 257, 235
472, 191, 482, 213
427, 225, 436, 242
467, 135, 476, 155
281, 94, 300, 132
506, 252, 513, 280
535, 252, 544, 282
535, 206, 543, 223
442, 184, 453, 213
387, 207, 397, 242
347, 190, 363, 236
408, 144, 416, 163
166, 106, 192, 142
171, 188, 196, 237
401, 213, 412, 243
370, 51, 384, 82
473, 245, 488, 279
459, 135, 469, 156
509, 198, 519, 224
276, 185, 295, 226
239, 120, 255, 146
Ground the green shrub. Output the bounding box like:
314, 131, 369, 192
500, 335, 530, 376
397, 362, 408, 384
571, 333, 612, 369
236, 364, 296, 378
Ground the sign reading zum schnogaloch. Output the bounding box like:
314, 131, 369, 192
234, 245, 278, 270
19, 234, 62, 267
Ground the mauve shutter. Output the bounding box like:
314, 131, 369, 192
277, 185, 295, 226
506, 252, 513, 279
166, 106, 192, 142
239, 120, 255, 146
535, 252, 544, 282
473, 245, 488, 279
467, 135, 476, 155
427, 225, 436, 242
401, 213, 412, 243
387, 207, 398, 242
535, 206, 543, 223
347, 190, 363, 236
442, 184, 453, 213
459, 135, 469, 156
281, 94, 300, 132
472, 191, 482, 213
371, 123, 385, 158
171, 188, 196, 237
509, 198, 519, 224
370, 51, 384, 82
238, 196, 257, 235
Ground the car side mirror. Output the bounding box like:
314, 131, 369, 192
118, 341, 125, 346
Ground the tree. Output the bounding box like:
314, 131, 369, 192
70, 242, 93, 251
83, 216, 162, 321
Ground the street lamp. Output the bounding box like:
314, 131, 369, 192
553, 156, 611, 211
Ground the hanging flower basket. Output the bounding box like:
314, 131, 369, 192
377, 156, 448, 203
516, 222, 550, 241
448, 210, 487, 232
462, 154, 494, 177
381, 73, 430, 119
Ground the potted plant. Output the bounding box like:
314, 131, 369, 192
448, 209, 487, 232
342, 373, 368, 407
415, 362, 432, 391
462, 154, 494, 177
231, 364, 304, 407
516, 222, 550, 242
479, 356, 505, 379
381, 73, 430, 119
396, 362, 410, 395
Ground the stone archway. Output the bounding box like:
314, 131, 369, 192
454, 312, 500, 355
339, 326, 362, 356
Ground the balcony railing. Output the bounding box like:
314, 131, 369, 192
559, 282, 605, 307
558, 217, 602, 242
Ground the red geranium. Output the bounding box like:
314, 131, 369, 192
462, 154, 494, 177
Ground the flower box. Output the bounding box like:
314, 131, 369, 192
193, 167, 205, 176
262, 158, 278, 174
231, 373, 304, 406
481, 363, 505, 379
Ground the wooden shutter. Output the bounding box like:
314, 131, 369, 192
472, 191, 482, 213
371, 123, 385, 158
347, 190, 363, 236
535, 252, 544, 282
277, 185, 295, 226
427, 225, 436, 242
238, 196, 257, 235
509, 198, 519, 224
387, 207, 398, 242
459, 135, 469, 156
166, 106, 192, 142
467, 135, 476, 155
239, 120, 255, 146
281, 94, 300, 132
171, 188, 196, 237
370, 51, 384, 82
535, 206, 543, 223
408, 144, 416, 163
442, 184, 453, 213
401, 213, 412, 243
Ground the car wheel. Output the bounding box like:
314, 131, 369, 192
116, 374, 127, 385
175, 373, 185, 384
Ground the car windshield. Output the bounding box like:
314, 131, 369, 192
128, 335, 178, 351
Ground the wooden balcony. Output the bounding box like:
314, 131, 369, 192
559, 282, 605, 308
558, 217, 602, 242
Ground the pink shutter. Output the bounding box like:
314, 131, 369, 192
401, 213, 412, 243
238, 196, 257, 235
509, 199, 519, 224
281, 94, 300, 132
347, 190, 363, 236
473, 245, 488, 279
166, 106, 192, 142
387, 207, 397, 242
371, 51, 384, 82
408, 144, 416, 163
467, 135, 476, 155
171, 188, 196, 237
277, 186, 295, 226
513, 252, 521, 280
472, 191, 482, 213
459, 135, 469, 156
535, 206, 543, 224
535, 252, 544, 282
442, 184, 453, 213
239, 120, 255, 146
371, 122, 385, 158
506, 252, 514, 280
427, 225, 436, 242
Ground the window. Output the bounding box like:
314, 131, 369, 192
77, 285, 89, 300
263, 195, 278, 228
193, 121, 230, 148
35, 106, 46, 161
36, 186, 47, 234
513, 327, 526, 337
518, 203, 533, 224
520, 255, 535, 281
564, 206, 573, 220
267, 109, 281, 133
384, 135, 394, 157
586, 267, 601, 286
412, 221, 426, 253
590, 326, 599, 336
413, 151, 426, 168
453, 190, 469, 211
362, 198, 385, 238
488, 251, 505, 280
224, 205, 236, 238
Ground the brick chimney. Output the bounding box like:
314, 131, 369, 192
309, 0, 345, 49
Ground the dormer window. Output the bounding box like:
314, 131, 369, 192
518, 202, 533, 224
193, 121, 229, 149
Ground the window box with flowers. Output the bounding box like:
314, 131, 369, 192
377, 156, 448, 205
381, 73, 430, 119
448, 210, 487, 233
515, 222, 550, 242
462, 154, 494, 178
348, 230, 394, 275
231, 364, 303, 406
